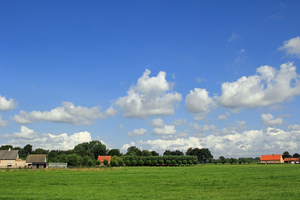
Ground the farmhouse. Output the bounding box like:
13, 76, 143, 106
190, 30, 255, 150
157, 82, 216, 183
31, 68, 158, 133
0, 148, 26, 168
284, 158, 300, 164
97, 155, 111, 164
260, 154, 284, 164
26, 154, 47, 169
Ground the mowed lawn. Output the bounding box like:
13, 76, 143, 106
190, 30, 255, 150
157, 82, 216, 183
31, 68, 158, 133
1, 164, 300, 199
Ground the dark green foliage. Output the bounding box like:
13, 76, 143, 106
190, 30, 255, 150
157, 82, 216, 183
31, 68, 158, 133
158, 160, 164, 165
108, 149, 122, 157
188, 160, 193, 165
142, 150, 152, 156
118, 160, 124, 166
83, 155, 91, 166
87, 160, 93, 167
178, 160, 182, 165
163, 150, 184, 156
74, 140, 107, 158
166, 160, 171, 166
186, 148, 213, 163
152, 160, 157, 165
59, 154, 68, 163
131, 160, 137, 166
146, 160, 151, 166
282, 151, 292, 159
95, 160, 101, 165
171, 160, 177, 165
151, 151, 159, 156
125, 160, 130, 166
111, 160, 118, 166
292, 153, 299, 158
67, 154, 81, 166
0, 145, 13, 150
138, 160, 144, 166
193, 160, 198, 164
182, 160, 187, 165
103, 159, 109, 166
32, 148, 49, 154
242, 158, 247, 164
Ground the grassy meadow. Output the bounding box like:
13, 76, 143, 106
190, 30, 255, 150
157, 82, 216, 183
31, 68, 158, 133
1, 164, 300, 199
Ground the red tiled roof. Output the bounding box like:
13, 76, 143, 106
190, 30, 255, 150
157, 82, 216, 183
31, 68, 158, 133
97, 156, 111, 163
284, 158, 300, 161
260, 155, 282, 161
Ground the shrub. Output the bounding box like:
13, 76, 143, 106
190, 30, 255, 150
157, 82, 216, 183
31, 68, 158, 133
146, 160, 151, 166
131, 160, 137, 166
215, 161, 217, 164
118, 160, 124, 166
138, 160, 144, 166
152, 160, 158, 165
125, 160, 130, 166
178, 160, 182, 165
171, 160, 177, 165
188, 160, 193, 165
166, 160, 171, 166
158, 160, 164, 165
83, 156, 91, 166
111, 160, 118, 166
193, 160, 198, 165
239, 161, 242, 164
87, 160, 93, 167
95, 160, 101, 166
182, 160, 187, 165
103, 159, 109, 166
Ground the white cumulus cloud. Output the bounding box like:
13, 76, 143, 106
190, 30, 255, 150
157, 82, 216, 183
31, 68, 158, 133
11, 102, 115, 125
152, 125, 177, 135
287, 124, 300, 131
115, 69, 182, 119
261, 113, 284, 126
127, 128, 147, 137
172, 118, 187, 126
147, 118, 165, 127
217, 62, 300, 109
0, 96, 17, 111
0, 115, 9, 128
4, 127, 92, 150
278, 36, 300, 58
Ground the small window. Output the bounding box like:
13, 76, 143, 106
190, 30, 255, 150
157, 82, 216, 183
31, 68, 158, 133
7, 163, 12, 167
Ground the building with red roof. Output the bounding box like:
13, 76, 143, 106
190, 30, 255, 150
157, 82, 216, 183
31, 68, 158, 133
260, 154, 284, 164
97, 156, 111, 165
284, 158, 300, 164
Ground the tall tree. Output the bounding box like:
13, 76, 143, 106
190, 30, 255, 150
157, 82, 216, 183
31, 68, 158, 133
127, 146, 140, 153
293, 153, 300, 158
151, 151, 159, 156
186, 148, 213, 163
282, 151, 292, 159
0, 145, 13, 150
23, 144, 32, 155
108, 149, 122, 157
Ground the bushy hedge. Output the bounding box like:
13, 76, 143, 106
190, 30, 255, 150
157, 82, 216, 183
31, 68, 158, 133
138, 160, 144, 166
120, 155, 198, 167
118, 160, 124, 166
166, 160, 171, 166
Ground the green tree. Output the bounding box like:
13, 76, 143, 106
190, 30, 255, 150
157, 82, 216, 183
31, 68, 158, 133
67, 154, 81, 166
142, 150, 152, 156
0, 145, 13, 150
23, 144, 32, 155
59, 154, 68, 163
242, 158, 247, 164
293, 153, 300, 158
95, 160, 101, 166
32, 148, 49, 155
151, 151, 159, 156
186, 148, 213, 163
83, 155, 91, 166
127, 146, 140, 153
282, 151, 292, 159
108, 149, 122, 157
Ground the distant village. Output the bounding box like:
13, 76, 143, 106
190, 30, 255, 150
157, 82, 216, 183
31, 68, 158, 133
1, 141, 299, 169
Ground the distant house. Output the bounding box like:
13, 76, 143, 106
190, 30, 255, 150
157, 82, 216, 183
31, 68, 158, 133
284, 158, 300, 164
260, 154, 284, 164
0, 148, 26, 168
97, 156, 111, 164
26, 154, 47, 169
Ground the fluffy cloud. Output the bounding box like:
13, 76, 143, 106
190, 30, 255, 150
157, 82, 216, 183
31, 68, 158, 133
0, 96, 17, 111
287, 124, 300, 131
147, 118, 165, 128
3, 126, 92, 150
152, 125, 177, 135
11, 102, 115, 125
278, 36, 300, 58
190, 123, 219, 136
121, 127, 300, 157
221, 121, 248, 135
104, 106, 120, 117
159, 130, 189, 140
0, 115, 8, 128
218, 112, 230, 121
261, 113, 284, 127
115, 69, 182, 119
172, 118, 187, 126
185, 88, 214, 113
127, 128, 147, 137
217, 62, 300, 109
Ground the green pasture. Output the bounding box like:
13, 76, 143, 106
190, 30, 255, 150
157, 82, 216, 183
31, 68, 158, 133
1, 164, 300, 199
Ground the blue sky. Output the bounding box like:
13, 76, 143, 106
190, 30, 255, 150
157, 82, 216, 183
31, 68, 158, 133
1, 0, 300, 158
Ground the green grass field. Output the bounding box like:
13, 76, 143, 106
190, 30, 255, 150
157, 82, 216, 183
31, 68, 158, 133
1, 164, 300, 199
